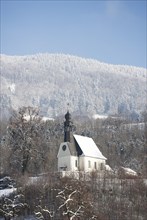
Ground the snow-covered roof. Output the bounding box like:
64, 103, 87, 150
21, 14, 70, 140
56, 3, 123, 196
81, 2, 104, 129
73, 134, 106, 160
105, 164, 113, 172
120, 167, 137, 176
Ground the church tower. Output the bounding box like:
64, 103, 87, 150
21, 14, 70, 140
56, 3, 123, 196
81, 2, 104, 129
57, 110, 107, 173
64, 110, 72, 142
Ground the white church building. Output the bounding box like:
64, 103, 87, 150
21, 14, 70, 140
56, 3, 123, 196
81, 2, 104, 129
57, 111, 107, 172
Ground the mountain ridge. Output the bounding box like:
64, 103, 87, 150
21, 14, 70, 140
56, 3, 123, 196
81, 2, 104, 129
1, 52, 146, 68
0, 53, 146, 118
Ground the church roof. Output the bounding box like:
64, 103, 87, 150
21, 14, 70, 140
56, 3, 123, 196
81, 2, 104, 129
73, 134, 107, 160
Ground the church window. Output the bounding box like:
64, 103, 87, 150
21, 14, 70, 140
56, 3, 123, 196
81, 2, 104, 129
88, 161, 91, 168
62, 145, 66, 151
100, 163, 105, 170
75, 160, 78, 167
94, 162, 97, 169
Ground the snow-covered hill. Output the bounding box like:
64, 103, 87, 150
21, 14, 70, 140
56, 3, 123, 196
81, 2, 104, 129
0, 53, 146, 118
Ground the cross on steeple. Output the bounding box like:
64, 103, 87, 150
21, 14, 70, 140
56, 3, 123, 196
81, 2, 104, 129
67, 102, 70, 110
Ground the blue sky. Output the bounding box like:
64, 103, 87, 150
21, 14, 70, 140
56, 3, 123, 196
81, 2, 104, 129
1, 0, 146, 67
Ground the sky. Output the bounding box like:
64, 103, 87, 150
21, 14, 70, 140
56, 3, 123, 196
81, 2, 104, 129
0, 0, 146, 68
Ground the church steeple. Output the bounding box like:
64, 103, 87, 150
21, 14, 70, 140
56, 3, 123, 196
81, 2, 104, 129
64, 110, 72, 142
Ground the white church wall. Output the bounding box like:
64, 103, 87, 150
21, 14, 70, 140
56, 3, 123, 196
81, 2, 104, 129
58, 156, 70, 171
78, 156, 85, 171
58, 156, 78, 172
70, 156, 79, 171
79, 156, 106, 172
57, 143, 71, 158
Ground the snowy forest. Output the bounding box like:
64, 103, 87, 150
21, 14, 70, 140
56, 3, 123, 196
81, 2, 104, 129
1, 54, 146, 119
0, 106, 147, 220
0, 52, 147, 220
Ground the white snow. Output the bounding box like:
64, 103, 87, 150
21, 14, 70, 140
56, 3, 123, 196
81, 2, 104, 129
122, 122, 145, 130
23, 115, 54, 122
28, 176, 41, 185
1, 53, 146, 116
0, 188, 16, 197
105, 164, 113, 172
121, 167, 137, 176
42, 116, 54, 122
143, 179, 147, 186
73, 134, 106, 160
92, 114, 108, 119
8, 83, 15, 94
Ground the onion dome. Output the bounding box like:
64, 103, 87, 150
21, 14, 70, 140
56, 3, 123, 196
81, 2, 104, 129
65, 111, 71, 121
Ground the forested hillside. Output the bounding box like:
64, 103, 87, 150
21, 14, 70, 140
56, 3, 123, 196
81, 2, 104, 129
1, 54, 146, 118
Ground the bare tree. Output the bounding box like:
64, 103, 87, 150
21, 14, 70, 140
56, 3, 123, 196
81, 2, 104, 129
6, 107, 43, 175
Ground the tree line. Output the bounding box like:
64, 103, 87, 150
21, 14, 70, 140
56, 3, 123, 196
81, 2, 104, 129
0, 107, 146, 177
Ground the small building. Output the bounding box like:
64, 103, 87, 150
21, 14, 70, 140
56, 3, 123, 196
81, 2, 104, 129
57, 111, 107, 172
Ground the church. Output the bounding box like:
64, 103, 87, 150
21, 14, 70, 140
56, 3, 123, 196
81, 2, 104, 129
57, 111, 107, 172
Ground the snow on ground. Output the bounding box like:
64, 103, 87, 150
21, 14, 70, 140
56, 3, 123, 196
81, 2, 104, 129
23, 114, 54, 122
123, 122, 145, 130
143, 179, 147, 185
28, 176, 42, 185
92, 114, 108, 120
42, 116, 54, 121
0, 188, 16, 197
8, 83, 16, 94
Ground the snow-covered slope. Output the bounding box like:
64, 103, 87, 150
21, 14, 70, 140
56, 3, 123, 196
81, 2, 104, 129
0, 53, 146, 117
